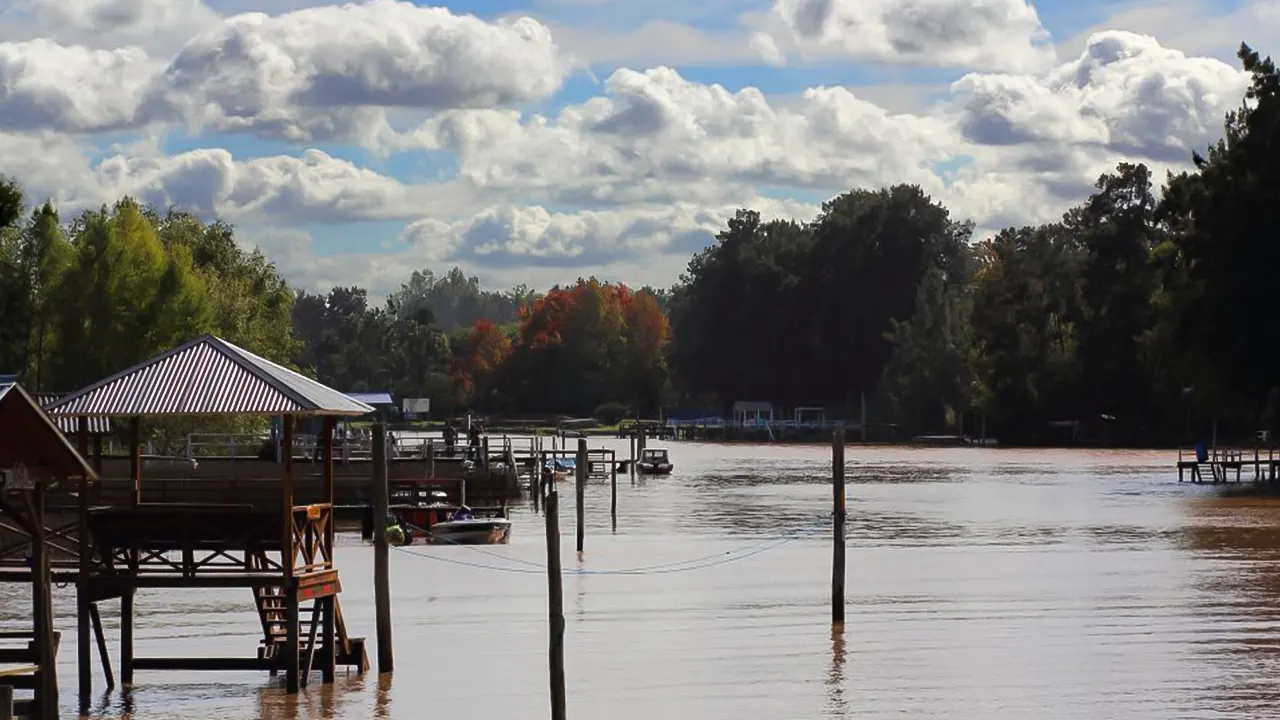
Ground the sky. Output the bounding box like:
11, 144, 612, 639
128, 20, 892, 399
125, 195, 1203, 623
0, 0, 1273, 297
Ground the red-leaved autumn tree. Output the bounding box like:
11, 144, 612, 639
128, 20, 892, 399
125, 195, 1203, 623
451, 318, 512, 407
498, 279, 668, 414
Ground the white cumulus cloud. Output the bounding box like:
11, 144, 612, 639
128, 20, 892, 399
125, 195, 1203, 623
138, 0, 572, 142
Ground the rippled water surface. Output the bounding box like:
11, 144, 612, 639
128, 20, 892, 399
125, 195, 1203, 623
6, 442, 1280, 719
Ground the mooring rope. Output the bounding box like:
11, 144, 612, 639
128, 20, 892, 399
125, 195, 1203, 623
389, 514, 832, 576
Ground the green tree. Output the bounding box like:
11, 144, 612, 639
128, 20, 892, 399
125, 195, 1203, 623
1157, 43, 1280, 430
47, 199, 211, 390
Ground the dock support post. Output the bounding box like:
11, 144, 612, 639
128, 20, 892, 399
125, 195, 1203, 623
120, 591, 133, 685
610, 451, 618, 532
89, 604, 113, 689
372, 424, 394, 673
282, 415, 300, 694
76, 419, 92, 714
28, 487, 57, 720
575, 438, 586, 554
0, 685, 11, 720
545, 489, 566, 720
832, 430, 846, 628
321, 416, 337, 685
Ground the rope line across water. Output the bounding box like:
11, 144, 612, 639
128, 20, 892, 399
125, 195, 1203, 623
389, 514, 833, 576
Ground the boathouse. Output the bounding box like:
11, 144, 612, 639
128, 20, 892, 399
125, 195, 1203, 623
732, 401, 774, 427
0, 382, 97, 719
42, 334, 374, 712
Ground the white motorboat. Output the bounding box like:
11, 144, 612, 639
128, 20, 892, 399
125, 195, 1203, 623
428, 507, 513, 545
636, 447, 673, 475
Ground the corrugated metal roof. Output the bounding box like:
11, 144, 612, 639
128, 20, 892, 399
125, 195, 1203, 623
347, 392, 394, 406
44, 334, 374, 418
35, 394, 112, 435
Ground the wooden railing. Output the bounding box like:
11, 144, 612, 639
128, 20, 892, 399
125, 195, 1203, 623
290, 504, 333, 576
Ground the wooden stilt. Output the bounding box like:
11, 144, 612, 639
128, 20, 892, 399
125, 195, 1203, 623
575, 439, 586, 554
832, 431, 846, 628
280, 415, 300, 693
89, 604, 114, 689
321, 416, 337, 684
76, 417, 92, 714
372, 424, 393, 673
545, 489, 566, 720
29, 488, 57, 720
120, 591, 134, 685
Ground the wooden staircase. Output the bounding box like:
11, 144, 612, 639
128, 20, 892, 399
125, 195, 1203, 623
253, 582, 368, 680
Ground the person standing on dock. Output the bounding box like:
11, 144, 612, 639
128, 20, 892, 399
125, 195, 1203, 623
467, 422, 482, 460
444, 422, 458, 457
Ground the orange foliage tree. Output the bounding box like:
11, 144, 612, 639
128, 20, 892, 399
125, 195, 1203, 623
451, 318, 512, 407
500, 279, 669, 414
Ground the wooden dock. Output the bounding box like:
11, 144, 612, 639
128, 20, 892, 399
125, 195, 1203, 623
1177, 446, 1280, 484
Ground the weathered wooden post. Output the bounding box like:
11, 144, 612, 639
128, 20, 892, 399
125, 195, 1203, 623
629, 431, 636, 483
832, 430, 846, 627
0, 684, 12, 720
30, 486, 57, 720
427, 440, 435, 478
372, 424, 394, 673
76, 418, 92, 713
321, 416, 337, 684
482, 436, 490, 472
610, 452, 618, 531
282, 416, 300, 694
545, 488, 566, 720
575, 438, 586, 553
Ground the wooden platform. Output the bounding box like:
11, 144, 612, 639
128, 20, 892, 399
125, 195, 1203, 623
1177, 447, 1280, 484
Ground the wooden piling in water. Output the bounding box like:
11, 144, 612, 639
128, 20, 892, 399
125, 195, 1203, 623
576, 438, 586, 553
611, 453, 618, 532
89, 604, 113, 689
372, 424, 394, 673
0, 685, 11, 720
76, 419, 92, 714
832, 430, 846, 627
545, 488, 566, 720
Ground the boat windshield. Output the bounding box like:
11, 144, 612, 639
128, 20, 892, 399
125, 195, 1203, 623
641, 449, 668, 462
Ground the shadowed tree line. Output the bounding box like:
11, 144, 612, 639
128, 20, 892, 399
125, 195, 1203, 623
667, 44, 1280, 444
1, 44, 1277, 442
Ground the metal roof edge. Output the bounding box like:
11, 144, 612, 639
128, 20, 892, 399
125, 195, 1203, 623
44, 334, 217, 416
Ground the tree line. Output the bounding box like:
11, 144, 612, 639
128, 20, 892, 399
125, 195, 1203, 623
1, 44, 1277, 444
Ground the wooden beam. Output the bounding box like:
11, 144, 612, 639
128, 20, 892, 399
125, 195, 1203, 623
131, 657, 279, 671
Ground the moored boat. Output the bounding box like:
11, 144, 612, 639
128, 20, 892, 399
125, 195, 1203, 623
429, 506, 513, 545
636, 447, 673, 475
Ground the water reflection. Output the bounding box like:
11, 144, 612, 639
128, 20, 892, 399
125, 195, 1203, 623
826, 626, 847, 718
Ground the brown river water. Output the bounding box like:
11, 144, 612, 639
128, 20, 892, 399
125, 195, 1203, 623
4, 441, 1280, 719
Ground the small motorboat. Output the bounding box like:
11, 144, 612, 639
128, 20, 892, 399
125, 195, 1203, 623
636, 448, 673, 475
544, 456, 575, 481
429, 506, 513, 545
